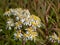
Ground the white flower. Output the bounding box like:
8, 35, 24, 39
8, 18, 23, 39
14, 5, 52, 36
15, 22, 22, 30
27, 36, 33, 40
18, 26, 22, 29
26, 31, 29, 34
10, 9, 17, 16
16, 16, 20, 21
14, 31, 23, 39
20, 9, 30, 18
7, 19, 14, 27
25, 9, 30, 15
20, 18, 25, 23
6, 18, 14, 30
4, 11, 11, 16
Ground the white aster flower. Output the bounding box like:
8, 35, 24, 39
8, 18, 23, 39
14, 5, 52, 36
4, 11, 11, 16
7, 18, 14, 27
20, 18, 25, 23
14, 31, 23, 39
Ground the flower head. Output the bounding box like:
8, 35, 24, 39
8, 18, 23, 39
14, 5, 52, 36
49, 33, 60, 43
4, 8, 41, 41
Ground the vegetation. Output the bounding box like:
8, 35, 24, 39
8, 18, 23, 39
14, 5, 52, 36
0, 0, 60, 45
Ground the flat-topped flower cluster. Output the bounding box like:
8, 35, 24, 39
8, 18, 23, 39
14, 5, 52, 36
4, 8, 41, 41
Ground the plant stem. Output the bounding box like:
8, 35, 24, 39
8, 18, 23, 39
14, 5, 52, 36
22, 38, 26, 45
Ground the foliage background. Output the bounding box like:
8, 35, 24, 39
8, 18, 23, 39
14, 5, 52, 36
0, 0, 60, 45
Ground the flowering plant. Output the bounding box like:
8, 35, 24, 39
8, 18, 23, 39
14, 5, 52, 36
4, 8, 41, 42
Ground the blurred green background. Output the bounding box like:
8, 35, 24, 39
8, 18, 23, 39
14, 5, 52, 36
0, 0, 60, 45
